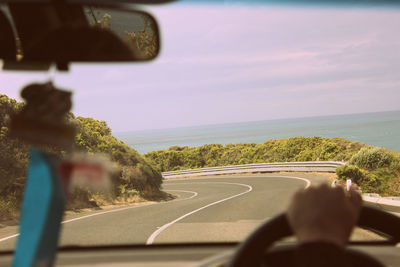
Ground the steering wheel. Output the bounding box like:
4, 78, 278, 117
229, 205, 400, 267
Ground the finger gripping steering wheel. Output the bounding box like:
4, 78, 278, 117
229, 206, 400, 267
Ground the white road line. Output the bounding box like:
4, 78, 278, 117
62, 189, 200, 224
276, 175, 311, 188
0, 203, 157, 243
166, 174, 311, 188
0, 234, 19, 243
147, 176, 310, 244
146, 182, 253, 245
164, 190, 198, 201
61, 204, 155, 224
0, 175, 309, 244
0, 190, 199, 243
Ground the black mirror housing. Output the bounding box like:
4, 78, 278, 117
1, 3, 161, 71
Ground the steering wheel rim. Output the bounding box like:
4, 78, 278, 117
229, 205, 400, 267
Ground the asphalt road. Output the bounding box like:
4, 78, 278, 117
0, 174, 323, 250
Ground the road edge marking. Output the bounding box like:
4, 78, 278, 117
147, 175, 311, 244
146, 182, 253, 245
0, 234, 19, 243
0, 190, 199, 243
0, 175, 310, 244
163, 189, 198, 201
276, 175, 311, 188
166, 174, 311, 188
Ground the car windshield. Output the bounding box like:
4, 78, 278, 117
0, 0, 400, 250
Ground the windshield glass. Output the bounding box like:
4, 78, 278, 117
1, 1, 400, 250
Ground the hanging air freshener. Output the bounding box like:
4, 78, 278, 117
9, 82, 75, 149
11, 80, 112, 267
59, 153, 114, 194
11, 81, 75, 267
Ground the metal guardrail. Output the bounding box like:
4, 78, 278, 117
162, 161, 346, 178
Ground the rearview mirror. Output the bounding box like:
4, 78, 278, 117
1, 4, 160, 70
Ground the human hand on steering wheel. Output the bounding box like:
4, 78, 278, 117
229, 182, 400, 267
287, 183, 362, 247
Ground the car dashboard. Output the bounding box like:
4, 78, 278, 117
1, 242, 400, 267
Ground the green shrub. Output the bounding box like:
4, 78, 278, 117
146, 137, 366, 172
350, 147, 395, 170
0, 196, 19, 219
118, 184, 139, 201
367, 169, 394, 195
389, 155, 400, 172
336, 165, 395, 195
320, 142, 339, 160
0, 94, 163, 219
336, 165, 366, 185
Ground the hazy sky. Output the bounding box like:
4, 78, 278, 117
1, 3, 400, 132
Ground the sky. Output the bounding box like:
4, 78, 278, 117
1, 3, 400, 132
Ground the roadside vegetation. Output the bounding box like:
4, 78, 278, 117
0, 94, 165, 222
145, 138, 400, 196
145, 137, 365, 171
336, 148, 400, 196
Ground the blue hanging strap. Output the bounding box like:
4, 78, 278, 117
13, 148, 66, 267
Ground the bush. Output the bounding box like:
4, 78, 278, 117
336, 165, 366, 185
0, 196, 19, 220
118, 184, 139, 201
0, 94, 164, 220
350, 147, 395, 170
336, 165, 395, 195
367, 169, 394, 195
389, 155, 400, 172
146, 137, 366, 172
347, 148, 400, 195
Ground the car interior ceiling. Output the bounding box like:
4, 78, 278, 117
0, 9, 16, 60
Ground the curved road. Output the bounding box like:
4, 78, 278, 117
0, 174, 319, 250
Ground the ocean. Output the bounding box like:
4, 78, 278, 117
114, 110, 400, 154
